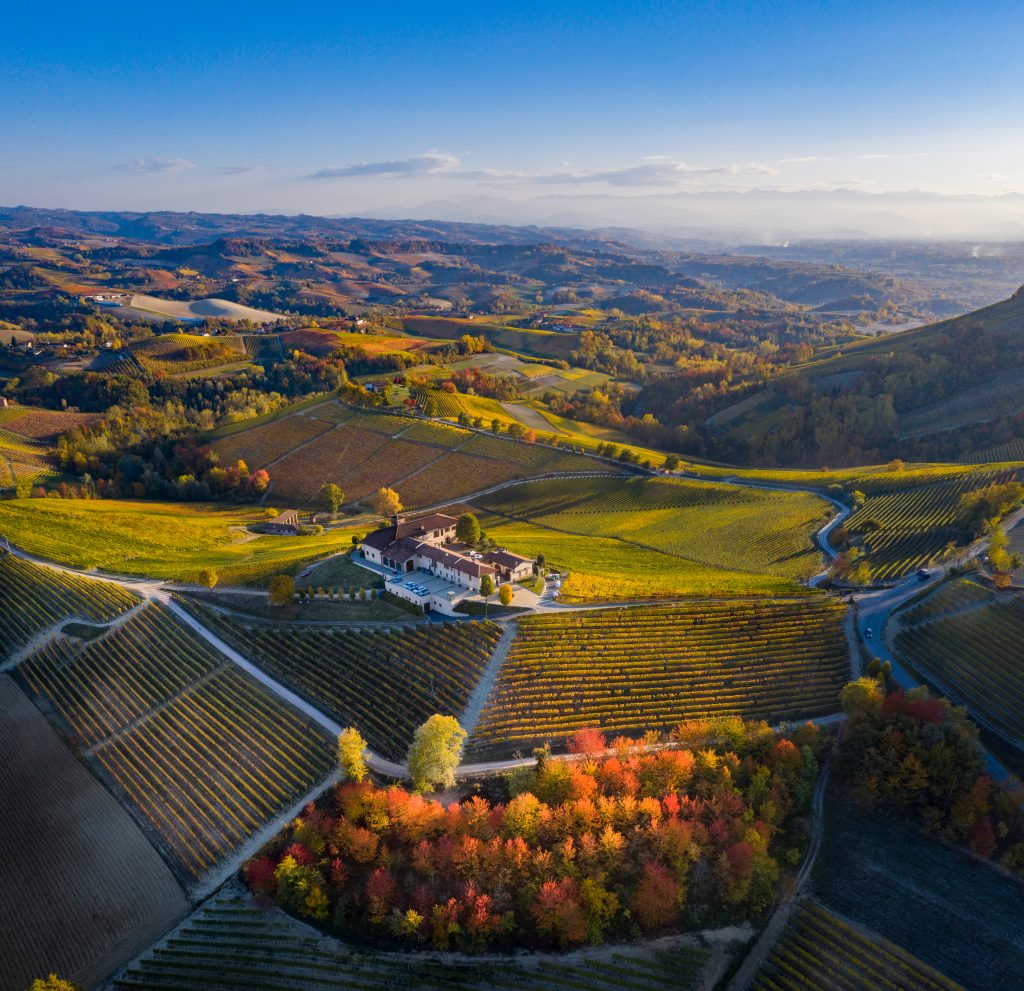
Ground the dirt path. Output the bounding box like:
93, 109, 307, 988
460, 620, 517, 737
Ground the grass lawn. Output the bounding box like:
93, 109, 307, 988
0, 498, 366, 585
481, 516, 802, 601
296, 548, 382, 589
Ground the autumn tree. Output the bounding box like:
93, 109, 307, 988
373, 486, 403, 518
28, 977, 82, 991
321, 482, 345, 515
632, 861, 682, 930
406, 714, 466, 792
198, 567, 218, 589
268, 574, 295, 606
499, 583, 514, 607
337, 727, 368, 781
456, 512, 481, 545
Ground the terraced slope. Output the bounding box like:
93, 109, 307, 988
751, 901, 964, 991
114, 894, 712, 991
0, 552, 138, 657
468, 599, 849, 758
15, 602, 335, 880
178, 600, 501, 759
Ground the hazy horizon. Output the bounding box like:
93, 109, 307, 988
6, 1, 1024, 238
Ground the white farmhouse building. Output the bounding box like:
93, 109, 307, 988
359, 513, 533, 614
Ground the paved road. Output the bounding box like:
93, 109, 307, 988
853, 505, 1024, 784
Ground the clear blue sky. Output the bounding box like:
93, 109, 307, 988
4, 0, 1024, 219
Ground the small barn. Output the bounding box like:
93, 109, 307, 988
261, 509, 301, 535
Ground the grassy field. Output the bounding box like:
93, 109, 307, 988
476, 476, 829, 581
751, 900, 965, 991
468, 598, 849, 757
114, 892, 714, 991
0, 498, 367, 584
813, 793, 1024, 989
402, 315, 582, 361
0, 675, 187, 991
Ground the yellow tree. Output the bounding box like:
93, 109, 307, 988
373, 486, 403, 518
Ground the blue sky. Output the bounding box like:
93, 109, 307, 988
4, 0, 1024, 226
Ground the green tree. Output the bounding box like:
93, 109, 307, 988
373, 486, 403, 518
337, 727, 369, 782
321, 483, 344, 515
198, 567, 218, 589
480, 573, 495, 617
406, 714, 467, 793
499, 583, 514, 607
663, 453, 680, 471
456, 512, 481, 545
268, 574, 295, 607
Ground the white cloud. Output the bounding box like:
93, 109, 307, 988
779, 155, 822, 164
216, 164, 264, 176
858, 152, 929, 160
114, 157, 197, 174
308, 151, 461, 179
978, 171, 1009, 181
308, 152, 776, 187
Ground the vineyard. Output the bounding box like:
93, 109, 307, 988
467, 598, 849, 757
215, 398, 599, 508
0, 675, 187, 991
0, 552, 138, 657
0, 405, 97, 440
476, 475, 829, 580
900, 367, 1024, 439
177, 601, 502, 759
16, 602, 335, 879
845, 467, 1014, 580
751, 901, 964, 991
113, 893, 712, 991
128, 333, 249, 374
962, 437, 1024, 464
897, 577, 993, 626
241, 334, 285, 363
481, 516, 804, 601
895, 594, 1024, 742
211, 413, 333, 472
814, 795, 1024, 989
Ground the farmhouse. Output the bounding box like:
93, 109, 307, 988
359, 513, 533, 614
259, 509, 301, 535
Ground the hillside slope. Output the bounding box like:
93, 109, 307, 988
701, 289, 1024, 466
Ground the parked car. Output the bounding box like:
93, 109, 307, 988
916, 569, 930, 581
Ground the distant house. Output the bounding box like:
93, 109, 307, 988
260, 509, 301, 535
